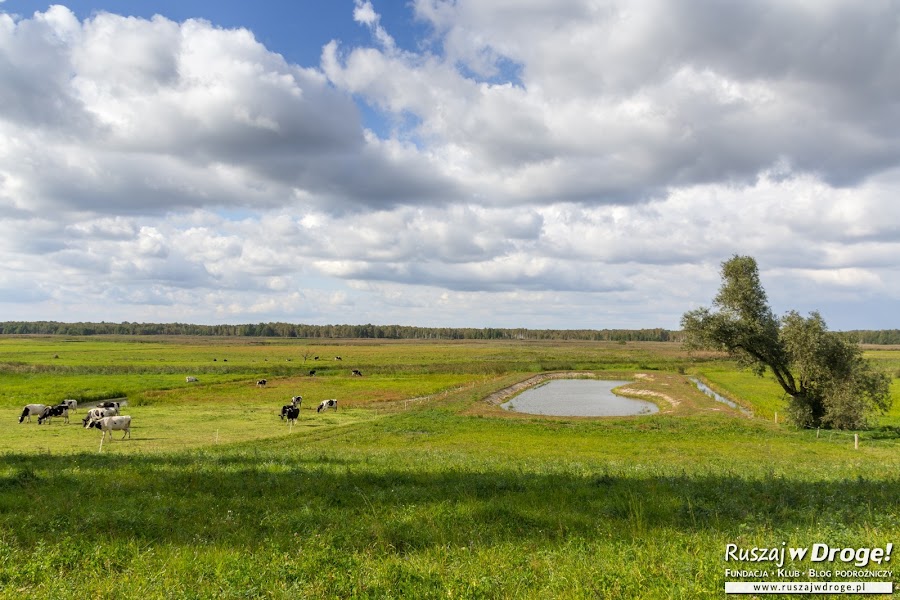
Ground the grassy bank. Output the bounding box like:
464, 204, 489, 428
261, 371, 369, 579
2, 409, 898, 598
0, 336, 897, 598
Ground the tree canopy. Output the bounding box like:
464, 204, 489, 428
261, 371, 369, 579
682, 255, 891, 429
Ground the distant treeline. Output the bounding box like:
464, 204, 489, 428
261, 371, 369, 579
0, 321, 682, 342
839, 330, 900, 345
2, 321, 898, 344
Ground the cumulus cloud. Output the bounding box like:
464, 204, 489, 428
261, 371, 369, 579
0, 2, 898, 328
0, 7, 455, 218
324, 0, 900, 203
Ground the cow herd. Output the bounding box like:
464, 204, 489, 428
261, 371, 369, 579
262, 368, 351, 424
278, 394, 339, 425
18, 376, 347, 442
18, 399, 132, 441
19, 398, 78, 424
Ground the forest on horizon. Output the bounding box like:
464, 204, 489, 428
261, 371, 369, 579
1, 321, 899, 344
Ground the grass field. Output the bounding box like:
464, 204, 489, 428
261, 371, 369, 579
0, 336, 898, 598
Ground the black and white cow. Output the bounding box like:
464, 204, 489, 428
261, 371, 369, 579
280, 396, 302, 421
87, 415, 132, 441
308, 370, 316, 376
83, 406, 118, 427
351, 369, 362, 377
60, 399, 78, 413
18, 404, 47, 423
38, 404, 69, 425
185, 376, 199, 383
257, 379, 267, 387
282, 406, 300, 424
317, 399, 338, 413
97, 401, 120, 410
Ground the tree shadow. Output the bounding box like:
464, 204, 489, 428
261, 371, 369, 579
0, 450, 897, 553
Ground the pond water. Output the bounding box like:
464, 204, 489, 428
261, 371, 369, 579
689, 378, 752, 415
501, 379, 659, 417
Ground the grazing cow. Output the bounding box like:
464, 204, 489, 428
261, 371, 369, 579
97, 401, 120, 410
351, 369, 362, 377
334, 356, 342, 361
61, 399, 78, 413
38, 404, 69, 425
186, 376, 199, 383
18, 404, 47, 423
87, 415, 132, 441
82, 407, 118, 427
257, 379, 267, 387
314, 356, 319, 360
308, 370, 316, 376
317, 399, 338, 413
281, 406, 300, 424
280, 395, 300, 416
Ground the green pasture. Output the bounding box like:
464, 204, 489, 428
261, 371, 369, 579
0, 336, 898, 598
694, 352, 900, 428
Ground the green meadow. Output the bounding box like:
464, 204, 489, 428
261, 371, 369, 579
0, 336, 898, 598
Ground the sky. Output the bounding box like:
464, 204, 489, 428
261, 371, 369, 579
1, 0, 899, 331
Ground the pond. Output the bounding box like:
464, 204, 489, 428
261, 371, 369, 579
689, 377, 753, 415
501, 379, 659, 417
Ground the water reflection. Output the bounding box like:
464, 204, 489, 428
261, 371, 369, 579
501, 379, 659, 417
689, 377, 753, 415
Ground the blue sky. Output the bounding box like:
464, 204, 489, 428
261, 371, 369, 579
1, 1, 899, 330
5, 1, 393, 64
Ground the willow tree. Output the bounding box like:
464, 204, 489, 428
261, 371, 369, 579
682, 255, 891, 429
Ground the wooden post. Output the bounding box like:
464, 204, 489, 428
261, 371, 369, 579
774, 411, 778, 424
816, 428, 820, 438
855, 434, 859, 450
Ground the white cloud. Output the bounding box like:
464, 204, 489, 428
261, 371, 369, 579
353, 0, 395, 51
778, 267, 883, 289
0, 7, 456, 218
0, 2, 898, 329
